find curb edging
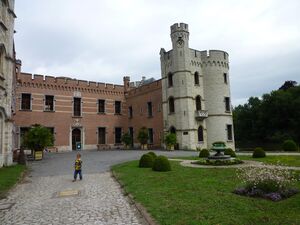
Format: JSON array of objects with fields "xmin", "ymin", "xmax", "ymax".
[{"xmin": 111, "ymin": 170, "xmax": 159, "ymax": 225}]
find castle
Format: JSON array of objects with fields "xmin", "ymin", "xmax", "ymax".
[{"xmin": 13, "ymin": 22, "xmax": 235, "ymax": 152}]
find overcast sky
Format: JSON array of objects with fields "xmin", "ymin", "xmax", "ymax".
[{"xmin": 15, "ymin": 0, "xmax": 300, "ymax": 106}]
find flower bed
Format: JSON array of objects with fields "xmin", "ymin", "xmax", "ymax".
[
  {"xmin": 234, "ymin": 166, "xmax": 299, "ymax": 201},
  {"xmin": 193, "ymin": 158, "xmax": 243, "ymax": 166}
]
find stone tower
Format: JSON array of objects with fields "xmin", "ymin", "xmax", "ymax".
[{"xmin": 160, "ymin": 23, "xmax": 235, "ymax": 150}]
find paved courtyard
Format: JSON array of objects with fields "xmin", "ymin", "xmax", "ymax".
[{"xmin": 0, "ymin": 150, "xmax": 197, "ymax": 225}]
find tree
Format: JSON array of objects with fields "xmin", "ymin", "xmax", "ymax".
[
  {"xmin": 233, "ymin": 83, "xmax": 300, "ymax": 149},
  {"xmin": 164, "ymin": 133, "xmax": 177, "ymax": 150},
  {"xmin": 137, "ymin": 127, "xmax": 149, "ymax": 149},
  {"xmin": 121, "ymin": 132, "xmax": 132, "ymax": 149},
  {"xmin": 279, "ymin": 80, "xmax": 297, "ymax": 91},
  {"xmin": 24, "ymin": 124, "xmax": 54, "ymax": 155}
]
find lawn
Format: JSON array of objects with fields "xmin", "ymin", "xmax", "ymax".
[
  {"xmin": 172, "ymin": 155, "xmax": 300, "ymax": 167},
  {"xmin": 112, "ymin": 161, "xmax": 300, "ymax": 225},
  {"xmin": 0, "ymin": 165, "xmax": 26, "ymax": 199}
]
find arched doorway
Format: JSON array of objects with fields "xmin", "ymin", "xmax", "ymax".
[
  {"xmin": 169, "ymin": 126, "xmax": 176, "ymax": 134},
  {"xmin": 72, "ymin": 128, "xmax": 81, "ymax": 150}
]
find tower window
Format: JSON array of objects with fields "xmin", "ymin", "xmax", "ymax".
[
  {"xmin": 98, "ymin": 99, "xmax": 105, "ymax": 113},
  {"xmin": 73, "ymin": 97, "xmax": 81, "ymax": 116},
  {"xmin": 196, "ymin": 96, "xmax": 202, "ymax": 111},
  {"xmin": 21, "ymin": 93, "xmax": 31, "ymax": 110},
  {"xmin": 44, "ymin": 95, "xmax": 54, "ymax": 111},
  {"xmin": 115, "ymin": 127, "xmax": 122, "ymax": 144},
  {"xmin": 225, "ymin": 97, "xmax": 230, "ymax": 112},
  {"xmin": 194, "ymin": 72, "xmax": 199, "ymax": 85},
  {"xmin": 198, "ymin": 126, "xmax": 204, "ymax": 142},
  {"xmin": 147, "ymin": 102, "xmax": 153, "ymax": 117},
  {"xmin": 115, "ymin": 101, "xmax": 121, "ymax": 114},
  {"xmin": 227, "ymin": 124, "xmax": 233, "ymax": 141},
  {"xmin": 169, "ymin": 97, "xmax": 175, "ymax": 114},
  {"xmin": 168, "ymin": 73, "xmax": 173, "ymax": 87},
  {"xmin": 223, "ymin": 73, "xmax": 228, "ymax": 84}
]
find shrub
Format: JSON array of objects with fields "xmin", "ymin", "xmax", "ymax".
[
  {"xmin": 147, "ymin": 151, "xmax": 157, "ymax": 159},
  {"xmin": 199, "ymin": 149, "xmax": 210, "ymax": 158},
  {"xmin": 139, "ymin": 153, "xmax": 154, "ymax": 168},
  {"xmin": 224, "ymin": 148, "xmax": 236, "ymax": 157},
  {"xmin": 137, "ymin": 127, "xmax": 149, "ymax": 146},
  {"xmin": 252, "ymin": 147, "xmax": 266, "ymax": 158},
  {"xmin": 121, "ymin": 132, "xmax": 132, "ymax": 148},
  {"xmin": 282, "ymin": 140, "xmax": 298, "ymax": 151},
  {"xmin": 164, "ymin": 133, "xmax": 177, "ymax": 149},
  {"xmin": 152, "ymin": 156, "xmax": 171, "ymax": 172}
]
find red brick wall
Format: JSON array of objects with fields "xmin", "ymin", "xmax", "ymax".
[
  {"xmin": 14, "ymin": 72, "xmax": 163, "ymax": 151},
  {"xmin": 126, "ymin": 80, "xmax": 163, "ymax": 148}
]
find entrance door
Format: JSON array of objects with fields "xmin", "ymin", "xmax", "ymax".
[{"xmin": 72, "ymin": 128, "xmax": 81, "ymax": 150}]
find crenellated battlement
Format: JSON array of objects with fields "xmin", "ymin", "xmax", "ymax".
[
  {"xmin": 170, "ymin": 23, "xmax": 189, "ymax": 34},
  {"xmin": 127, "ymin": 79, "xmax": 162, "ymax": 98},
  {"xmin": 17, "ymin": 72, "xmax": 125, "ymax": 93},
  {"xmin": 199, "ymin": 50, "xmax": 229, "ymax": 62}
]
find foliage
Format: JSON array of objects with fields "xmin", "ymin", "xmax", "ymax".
[
  {"xmin": 194, "ymin": 158, "xmax": 243, "ymax": 166},
  {"xmin": 233, "ymin": 82, "xmax": 300, "ymax": 148},
  {"xmin": 235, "ymin": 166, "xmax": 298, "ymax": 201},
  {"xmin": 224, "ymin": 148, "xmax": 236, "ymax": 157},
  {"xmin": 112, "ymin": 161, "xmax": 300, "ymax": 225},
  {"xmin": 24, "ymin": 124, "xmax": 54, "ymax": 151},
  {"xmin": 121, "ymin": 132, "xmax": 132, "ymax": 147},
  {"xmin": 164, "ymin": 133, "xmax": 177, "ymax": 147},
  {"xmin": 137, "ymin": 127, "xmax": 149, "ymax": 145},
  {"xmin": 199, "ymin": 149, "xmax": 210, "ymax": 158},
  {"xmin": 147, "ymin": 151, "xmax": 157, "ymax": 159},
  {"xmin": 139, "ymin": 154, "xmax": 154, "ymax": 168},
  {"xmin": 252, "ymin": 147, "xmax": 266, "ymax": 158},
  {"xmin": 279, "ymin": 80, "xmax": 297, "ymax": 91},
  {"xmin": 152, "ymin": 156, "xmax": 171, "ymax": 172},
  {"xmin": 282, "ymin": 139, "xmax": 298, "ymax": 151}
]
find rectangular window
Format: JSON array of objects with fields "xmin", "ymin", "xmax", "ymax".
[
  {"xmin": 227, "ymin": 124, "xmax": 233, "ymax": 141},
  {"xmin": 46, "ymin": 127, "xmax": 55, "ymax": 145},
  {"xmin": 98, "ymin": 127, "xmax": 106, "ymax": 144},
  {"xmin": 128, "ymin": 106, "xmax": 133, "ymax": 118},
  {"xmin": 225, "ymin": 97, "xmax": 230, "ymax": 112},
  {"xmin": 115, "ymin": 127, "xmax": 122, "ymax": 144},
  {"xmin": 147, "ymin": 102, "xmax": 153, "ymax": 117},
  {"xmin": 21, "ymin": 93, "xmax": 31, "ymax": 110},
  {"xmin": 223, "ymin": 73, "xmax": 228, "ymax": 84},
  {"xmin": 73, "ymin": 97, "xmax": 81, "ymax": 116},
  {"xmin": 148, "ymin": 128, "xmax": 153, "ymax": 144},
  {"xmin": 20, "ymin": 127, "xmax": 30, "ymax": 148},
  {"xmin": 115, "ymin": 101, "xmax": 121, "ymax": 114},
  {"xmin": 98, "ymin": 99, "xmax": 105, "ymax": 113},
  {"xmin": 45, "ymin": 95, "xmax": 54, "ymax": 111}
]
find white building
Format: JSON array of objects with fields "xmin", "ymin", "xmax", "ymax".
[
  {"xmin": 160, "ymin": 23, "xmax": 235, "ymax": 150},
  {"xmin": 0, "ymin": 0, "xmax": 16, "ymax": 167}
]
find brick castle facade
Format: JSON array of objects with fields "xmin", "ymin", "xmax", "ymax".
[{"xmin": 13, "ymin": 23, "xmax": 235, "ymax": 152}]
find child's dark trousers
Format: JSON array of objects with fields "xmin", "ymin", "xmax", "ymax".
[{"xmin": 74, "ymin": 170, "xmax": 82, "ymax": 180}]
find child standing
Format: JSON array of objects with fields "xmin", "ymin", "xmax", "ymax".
[{"xmin": 73, "ymin": 153, "xmax": 82, "ymax": 182}]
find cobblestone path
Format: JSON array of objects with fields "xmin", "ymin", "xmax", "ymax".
[{"xmin": 0, "ymin": 172, "xmax": 145, "ymax": 225}]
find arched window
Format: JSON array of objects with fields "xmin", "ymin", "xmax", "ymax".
[
  {"xmin": 198, "ymin": 126, "xmax": 203, "ymax": 142},
  {"xmin": 168, "ymin": 73, "xmax": 173, "ymax": 87},
  {"xmin": 169, "ymin": 126, "xmax": 176, "ymax": 134},
  {"xmin": 169, "ymin": 97, "xmax": 175, "ymax": 113},
  {"xmin": 194, "ymin": 72, "xmax": 199, "ymax": 85},
  {"xmin": 196, "ymin": 95, "xmax": 201, "ymax": 111}
]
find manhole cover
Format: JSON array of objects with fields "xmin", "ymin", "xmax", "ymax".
[
  {"xmin": 0, "ymin": 203, "xmax": 15, "ymax": 210},
  {"xmin": 54, "ymin": 189, "xmax": 81, "ymax": 198}
]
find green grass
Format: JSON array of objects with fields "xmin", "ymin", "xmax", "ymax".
[
  {"xmin": 112, "ymin": 161, "xmax": 300, "ymax": 225},
  {"xmin": 0, "ymin": 165, "xmax": 26, "ymax": 199},
  {"xmin": 172, "ymin": 155, "xmax": 300, "ymax": 167}
]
